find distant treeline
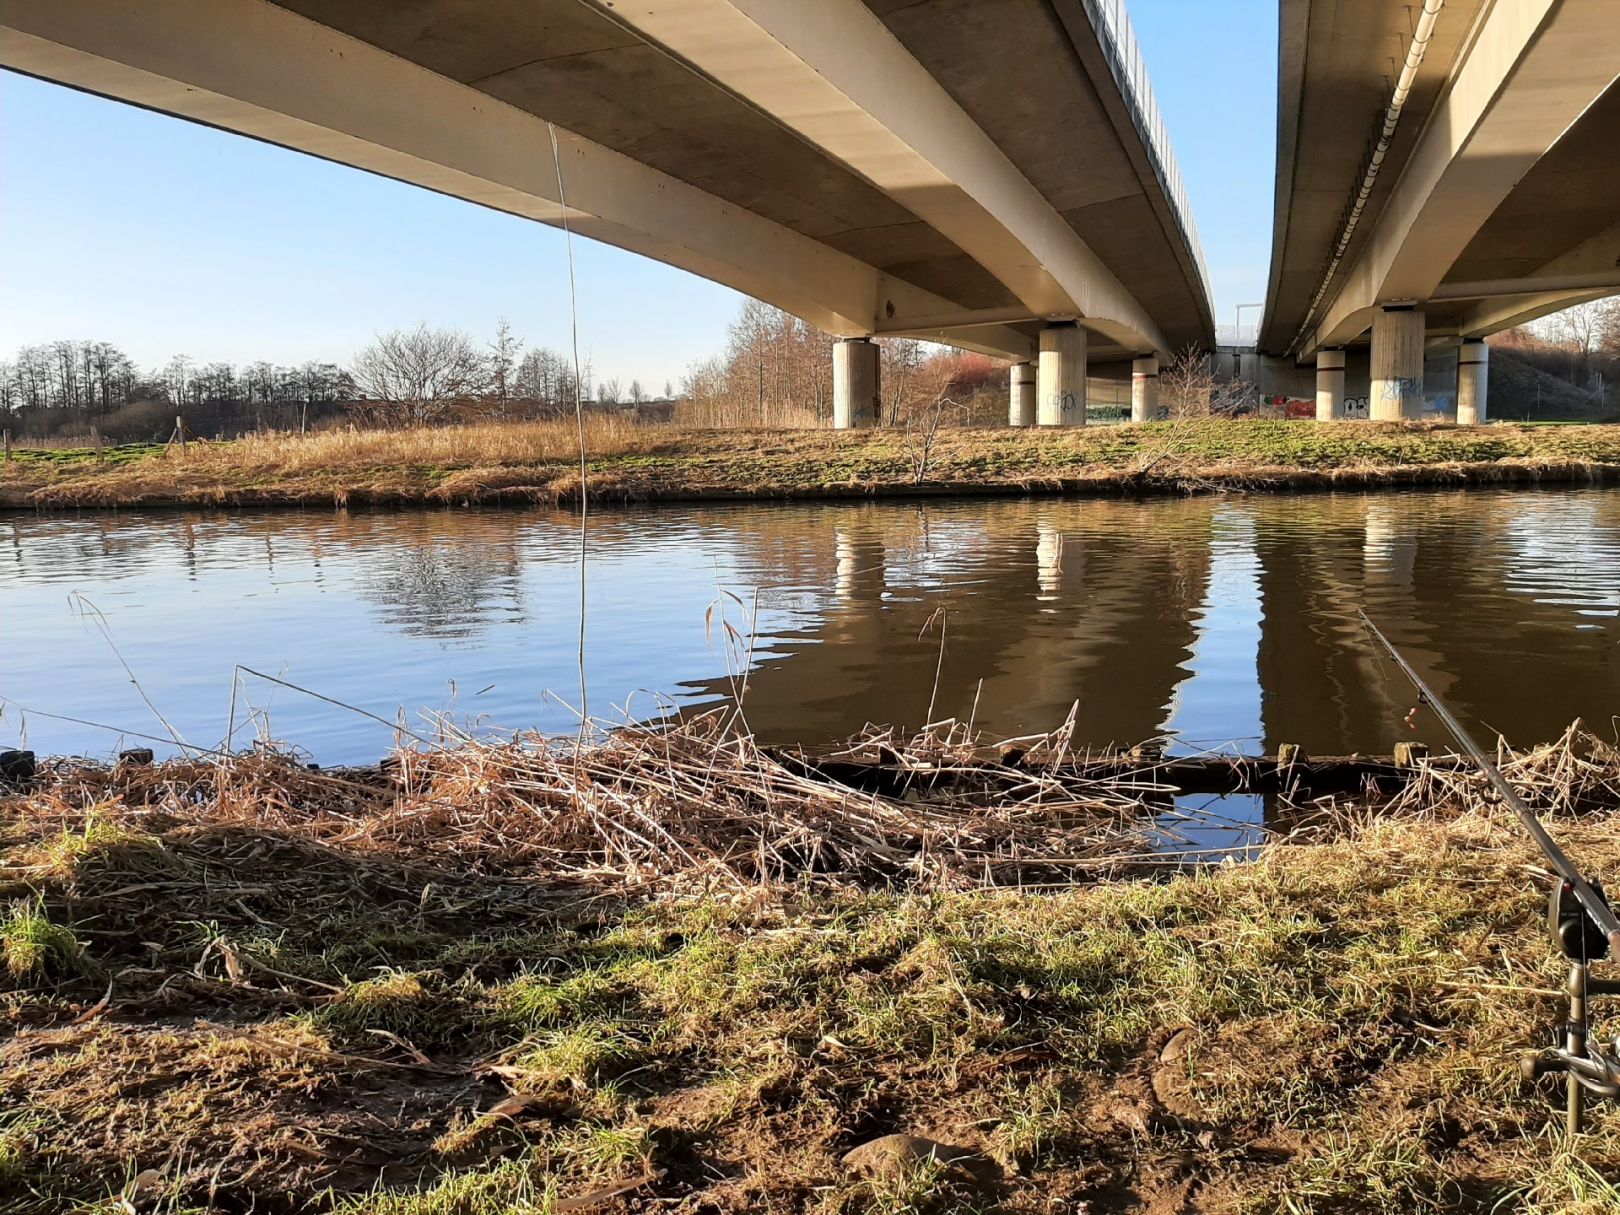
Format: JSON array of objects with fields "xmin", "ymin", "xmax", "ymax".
[
  {"xmin": 0, "ymin": 322, "xmax": 639, "ymax": 442},
  {"xmin": 0, "ymin": 339, "xmax": 355, "ymax": 441},
  {"xmin": 1491, "ymin": 304, "xmax": 1620, "ymax": 421},
  {"xmin": 8, "ymin": 299, "xmax": 1614, "ymax": 442}
]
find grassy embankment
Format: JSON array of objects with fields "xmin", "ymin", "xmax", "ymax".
[
  {"xmin": 5, "ymin": 418, "xmax": 1620, "ymax": 509},
  {"xmin": 3, "ymin": 722, "xmax": 1619, "ymax": 1213}
]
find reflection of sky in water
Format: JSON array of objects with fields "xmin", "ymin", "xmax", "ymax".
[
  {"xmin": 4, "ymin": 488, "xmax": 1619, "ymax": 768},
  {"xmin": 1161, "ymin": 506, "xmax": 1263, "ymax": 756},
  {"xmin": 1154, "ymin": 792, "xmax": 1268, "ymax": 859},
  {"xmin": 1153, "ymin": 507, "xmax": 1266, "ymax": 852}
]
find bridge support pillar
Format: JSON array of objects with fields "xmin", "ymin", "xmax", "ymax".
[
  {"xmin": 1008, "ymin": 362, "xmax": 1035, "ymax": 427},
  {"xmin": 1131, "ymin": 355, "xmax": 1159, "ymax": 422},
  {"xmin": 832, "ymin": 337, "xmax": 880, "ymax": 429},
  {"xmin": 1037, "ymin": 322, "xmax": 1086, "ymax": 426},
  {"xmin": 1456, "ymin": 339, "xmax": 1488, "ymax": 425},
  {"xmin": 1370, "ymin": 307, "xmax": 1425, "ymax": 421},
  {"xmin": 1315, "ymin": 349, "xmax": 1345, "ymax": 421}
]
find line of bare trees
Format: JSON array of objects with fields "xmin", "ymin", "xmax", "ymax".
[
  {"xmin": 677, "ymin": 299, "xmax": 1005, "ymax": 428},
  {"xmin": 0, "ymin": 339, "xmax": 353, "ymax": 442},
  {"xmin": 0, "ymin": 320, "xmax": 639, "ymax": 441}
]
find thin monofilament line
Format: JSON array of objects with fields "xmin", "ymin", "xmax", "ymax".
[{"xmin": 548, "ymin": 122, "xmax": 590, "ymax": 737}]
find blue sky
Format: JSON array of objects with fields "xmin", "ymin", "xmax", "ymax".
[{"xmin": 0, "ymin": 1, "xmax": 1276, "ymax": 387}]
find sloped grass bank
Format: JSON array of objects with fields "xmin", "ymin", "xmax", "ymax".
[
  {"xmin": 3, "ymin": 744, "xmax": 1617, "ymax": 1213},
  {"xmin": 6, "ymin": 419, "xmax": 1620, "ymax": 510}
]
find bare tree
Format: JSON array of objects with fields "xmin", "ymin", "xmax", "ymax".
[
  {"xmin": 1157, "ymin": 345, "xmax": 1256, "ymax": 418},
  {"xmin": 350, "ymin": 324, "xmax": 485, "ymax": 427},
  {"xmin": 487, "ymin": 318, "xmax": 523, "ymax": 418},
  {"xmin": 1132, "ymin": 346, "xmax": 1254, "ymax": 482},
  {"xmin": 677, "ymin": 300, "xmax": 835, "ymax": 426},
  {"xmin": 895, "ymin": 357, "xmax": 959, "ymax": 482},
  {"xmin": 628, "ymin": 379, "xmax": 645, "ymax": 404},
  {"xmin": 1535, "ymin": 299, "xmax": 1620, "ymax": 382},
  {"xmin": 881, "ymin": 338, "xmax": 927, "ymax": 426}
]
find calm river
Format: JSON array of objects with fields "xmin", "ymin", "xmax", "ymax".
[{"xmin": 3, "ymin": 488, "xmax": 1618, "ymax": 766}]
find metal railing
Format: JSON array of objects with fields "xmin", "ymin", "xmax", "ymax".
[
  {"xmin": 1214, "ymin": 323, "xmax": 1259, "ymax": 349},
  {"xmin": 1079, "ymin": 0, "xmax": 1214, "ymax": 318}
]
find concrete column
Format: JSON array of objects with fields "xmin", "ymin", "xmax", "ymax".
[
  {"xmin": 1315, "ymin": 349, "xmax": 1346, "ymax": 421},
  {"xmin": 1036, "ymin": 322, "xmax": 1086, "ymax": 426},
  {"xmin": 1130, "ymin": 355, "xmax": 1159, "ymax": 423},
  {"xmin": 1008, "ymin": 361, "xmax": 1035, "ymax": 427},
  {"xmin": 832, "ymin": 337, "xmax": 880, "ymax": 429},
  {"xmin": 1370, "ymin": 306, "xmax": 1426, "ymax": 421},
  {"xmin": 1456, "ymin": 339, "xmax": 1488, "ymax": 425}
]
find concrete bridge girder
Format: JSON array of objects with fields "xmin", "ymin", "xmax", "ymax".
[
  {"xmin": 583, "ymin": 0, "xmax": 1173, "ymax": 358},
  {"xmin": 0, "ymin": 0, "xmax": 1042, "ymax": 362}
]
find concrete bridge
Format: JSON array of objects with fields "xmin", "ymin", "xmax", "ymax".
[
  {"xmin": 7, "ymin": 1, "xmax": 1617, "ymax": 429},
  {"xmin": 1258, "ymin": 0, "xmax": 1620, "ymax": 423},
  {"xmin": 1, "ymin": 0, "xmax": 1213, "ymax": 427}
]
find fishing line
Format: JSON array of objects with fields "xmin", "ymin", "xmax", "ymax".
[{"xmin": 548, "ymin": 121, "xmax": 591, "ymax": 741}]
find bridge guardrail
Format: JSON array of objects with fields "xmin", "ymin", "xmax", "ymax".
[{"xmin": 1080, "ymin": 0, "xmax": 1214, "ymax": 321}]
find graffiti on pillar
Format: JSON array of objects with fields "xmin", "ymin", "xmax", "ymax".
[
  {"xmin": 1379, "ymin": 378, "xmax": 1422, "ymax": 407},
  {"xmin": 1343, "ymin": 397, "xmax": 1370, "ymax": 420},
  {"xmin": 1043, "ymin": 391, "xmax": 1079, "ymax": 423}
]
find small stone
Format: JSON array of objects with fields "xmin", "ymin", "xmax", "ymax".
[
  {"xmin": 0, "ymin": 749, "xmax": 36, "ymax": 784},
  {"xmin": 1159, "ymin": 1027, "xmax": 1196, "ymax": 1063},
  {"xmin": 841, "ymin": 1133, "xmax": 977, "ymax": 1181},
  {"xmin": 119, "ymin": 1168, "xmax": 168, "ymax": 1213},
  {"xmin": 1107, "ymin": 1102, "xmax": 1149, "ymax": 1134}
]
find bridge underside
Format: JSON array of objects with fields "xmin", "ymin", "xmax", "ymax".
[
  {"xmin": 2, "ymin": 0, "xmax": 1213, "ymax": 368},
  {"xmin": 1262, "ymin": 0, "xmax": 1620, "ymax": 361}
]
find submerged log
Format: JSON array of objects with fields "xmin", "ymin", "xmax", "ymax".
[{"xmin": 773, "ymin": 747, "xmax": 1471, "ymax": 799}]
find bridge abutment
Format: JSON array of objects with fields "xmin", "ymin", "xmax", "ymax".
[
  {"xmin": 1131, "ymin": 356, "xmax": 1158, "ymax": 422},
  {"xmin": 1008, "ymin": 362, "xmax": 1035, "ymax": 427},
  {"xmin": 832, "ymin": 338, "xmax": 880, "ymax": 429},
  {"xmin": 1456, "ymin": 339, "xmax": 1488, "ymax": 425},
  {"xmin": 1037, "ymin": 323, "xmax": 1086, "ymax": 426},
  {"xmin": 1315, "ymin": 349, "xmax": 1346, "ymax": 421},
  {"xmin": 1370, "ymin": 306, "xmax": 1426, "ymax": 421}
]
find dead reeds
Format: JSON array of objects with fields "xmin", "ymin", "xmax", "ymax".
[
  {"xmin": 12, "ymin": 713, "xmax": 1179, "ymax": 895},
  {"xmin": 11, "ymin": 713, "xmax": 1620, "ymax": 901}
]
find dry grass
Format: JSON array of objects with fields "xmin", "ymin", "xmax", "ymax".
[
  {"xmin": 3, "ymin": 720, "xmax": 1620, "ymax": 1212},
  {"xmin": 5, "ymin": 419, "xmax": 1620, "ymax": 509},
  {"xmin": 225, "ymin": 415, "xmax": 652, "ymax": 470}
]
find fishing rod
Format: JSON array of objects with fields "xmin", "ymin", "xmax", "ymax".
[{"xmin": 1360, "ymin": 611, "xmax": 1620, "ymax": 1134}]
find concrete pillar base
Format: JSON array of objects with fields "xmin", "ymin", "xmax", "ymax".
[
  {"xmin": 1315, "ymin": 349, "xmax": 1346, "ymax": 421},
  {"xmin": 1457, "ymin": 339, "xmax": 1488, "ymax": 425},
  {"xmin": 1037, "ymin": 322, "xmax": 1086, "ymax": 426},
  {"xmin": 1008, "ymin": 361, "xmax": 1035, "ymax": 427},
  {"xmin": 1370, "ymin": 307, "xmax": 1426, "ymax": 421},
  {"xmin": 833, "ymin": 337, "xmax": 880, "ymax": 429},
  {"xmin": 1131, "ymin": 355, "xmax": 1159, "ymax": 423}
]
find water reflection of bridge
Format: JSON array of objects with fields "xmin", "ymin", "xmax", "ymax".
[
  {"xmin": 704, "ymin": 499, "xmax": 1214, "ymax": 748},
  {"xmin": 678, "ymin": 491, "xmax": 1620, "ymax": 754}
]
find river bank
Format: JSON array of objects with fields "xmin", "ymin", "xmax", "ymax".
[
  {"xmin": 5, "ymin": 419, "xmax": 1620, "ymax": 510},
  {"xmin": 4, "ymin": 721, "xmax": 1617, "ymax": 1212}
]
